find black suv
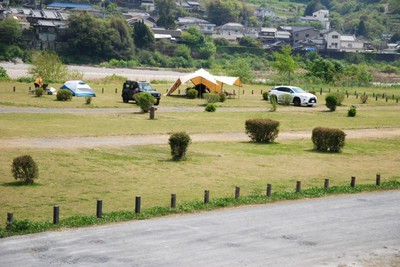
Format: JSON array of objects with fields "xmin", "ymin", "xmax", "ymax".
[{"xmin": 121, "ymin": 81, "xmax": 161, "ymax": 105}]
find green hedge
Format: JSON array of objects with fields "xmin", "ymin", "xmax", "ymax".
[
  {"xmin": 245, "ymin": 118, "xmax": 280, "ymax": 143},
  {"xmin": 312, "ymin": 127, "xmax": 346, "ymax": 152}
]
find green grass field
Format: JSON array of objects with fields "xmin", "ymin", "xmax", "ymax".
[{"xmin": 1, "ymin": 81, "xmax": 399, "ymax": 228}]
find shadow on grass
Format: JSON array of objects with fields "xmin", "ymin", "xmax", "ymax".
[{"xmin": 1, "ymin": 181, "xmax": 42, "ymax": 187}]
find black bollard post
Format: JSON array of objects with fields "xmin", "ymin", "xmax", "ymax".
[
  {"xmin": 204, "ymin": 190, "xmax": 210, "ymax": 204},
  {"xmin": 235, "ymin": 186, "xmax": 240, "ymax": 199},
  {"xmin": 115, "ymin": 88, "xmax": 117, "ymax": 94},
  {"xmin": 266, "ymin": 184, "xmax": 272, "ymax": 197},
  {"xmin": 296, "ymin": 181, "xmax": 301, "ymax": 193},
  {"xmin": 13, "ymin": 86, "xmax": 16, "ymax": 92},
  {"xmin": 53, "ymin": 205, "xmax": 59, "ymax": 224},
  {"xmin": 7, "ymin": 213, "xmax": 13, "ymax": 224},
  {"xmin": 96, "ymin": 199, "xmax": 103, "ymax": 218},
  {"xmin": 351, "ymin": 176, "xmax": 356, "ymax": 187},
  {"xmin": 135, "ymin": 195, "xmax": 141, "ymax": 213},
  {"xmin": 171, "ymin": 194, "xmax": 176, "ymax": 209},
  {"xmin": 376, "ymin": 174, "xmax": 381, "ymax": 186},
  {"xmin": 324, "ymin": 179, "xmax": 330, "ymax": 189},
  {"xmin": 102, "ymin": 88, "xmax": 104, "ymax": 94},
  {"xmin": 149, "ymin": 106, "xmax": 156, "ymax": 120}
]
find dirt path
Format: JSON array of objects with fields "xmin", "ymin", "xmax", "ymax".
[{"xmin": 2, "ymin": 128, "xmax": 400, "ymax": 149}]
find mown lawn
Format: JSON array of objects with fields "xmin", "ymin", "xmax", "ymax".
[{"xmin": 0, "ymin": 80, "xmax": 400, "ymax": 227}]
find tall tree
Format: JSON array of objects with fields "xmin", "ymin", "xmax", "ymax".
[
  {"xmin": 356, "ymin": 20, "xmax": 367, "ymax": 37},
  {"xmin": 67, "ymin": 13, "xmax": 134, "ymax": 61},
  {"xmin": 206, "ymin": 0, "xmax": 242, "ymax": 26},
  {"xmin": 28, "ymin": 51, "xmax": 68, "ymax": 81},
  {"xmin": 0, "ymin": 18, "xmax": 22, "ymax": 45},
  {"xmin": 155, "ymin": 0, "xmax": 176, "ymax": 29},
  {"xmin": 181, "ymin": 27, "xmax": 215, "ymax": 60},
  {"xmin": 270, "ymin": 46, "xmax": 300, "ymax": 85},
  {"xmin": 133, "ymin": 20, "xmax": 155, "ymax": 51}
]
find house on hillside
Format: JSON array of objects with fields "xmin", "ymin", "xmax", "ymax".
[
  {"xmin": 217, "ymin": 22, "xmax": 244, "ymax": 35},
  {"xmin": 255, "ymin": 7, "xmax": 275, "ymax": 20},
  {"xmin": 300, "ymin": 10, "xmax": 330, "ymax": 30},
  {"xmin": 279, "ymin": 26, "xmax": 319, "ymax": 46},
  {"xmin": 176, "ymin": 17, "xmax": 215, "ymax": 35},
  {"xmin": 340, "ymin": 35, "xmax": 365, "ymax": 52}
]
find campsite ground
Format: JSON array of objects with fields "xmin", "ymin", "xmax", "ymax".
[{"xmin": 0, "ymin": 64, "xmax": 400, "ymax": 227}]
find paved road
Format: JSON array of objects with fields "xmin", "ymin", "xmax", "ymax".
[{"xmin": 0, "ymin": 191, "xmax": 399, "ymax": 267}]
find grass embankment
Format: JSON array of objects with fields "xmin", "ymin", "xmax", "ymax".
[{"xmin": 0, "ymin": 81, "xmax": 399, "ymax": 236}]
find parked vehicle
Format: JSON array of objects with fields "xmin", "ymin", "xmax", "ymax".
[
  {"xmin": 269, "ymin": 86, "xmax": 317, "ymax": 107},
  {"xmin": 122, "ymin": 81, "xmax": 161, "ymax": 105}
]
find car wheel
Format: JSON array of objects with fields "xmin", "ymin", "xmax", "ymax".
[
  {"xmin": 293, "ymin": 97, "xmax": 301, "ymax": 106},
  {"xmin": 122, "ymin": 96, "xmax": 129, "ymax": 103}
]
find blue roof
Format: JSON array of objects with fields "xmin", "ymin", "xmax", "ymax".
[{"xmin": 47, "ymin": 2, "xmax": 93, "ymax": 9}]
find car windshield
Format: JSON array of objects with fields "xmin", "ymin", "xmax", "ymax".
[
  {"xmin": 139, "ymin": 83, "xmax": 154, "ymax": 92},
  {"xmin": 291, "ymin": 87, "xmax": 306, "ymax": 93}
]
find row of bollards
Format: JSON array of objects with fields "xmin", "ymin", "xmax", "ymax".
[{"xmin": 4, "ymin": 174, "xmax": 383, "ymax": 226}]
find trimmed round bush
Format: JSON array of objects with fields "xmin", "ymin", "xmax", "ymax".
[
  {"xmin": 348, "ymin": 105, "xmax": 357, "ymax": 117},
  {"xmin": 186, "ymin": 88, "xmax": 197, "ymax": 99},
  {"xmin": 312, "ymin": 127, "xmax": 346, "ymax": 152},
  {"xmin": 331, "ymin": 92, "xmax": 345, "ymax": 105},
  {"xmin": 11, "ymin": 155, "xmax": 39, "ymax": 183},
  {"xmin": 219, "ymin": 93, "xmax": 226, "ymax": 102},
  {"xmin": 262, "ymin": 91, "xmax": 269, "ymax": 101},
  {"xmin": 134, "ymin": 92, "xmax": 156, "ymax": 112},
  {"xmin": 169, "ymin": 132, "xmax": 191, "ymax": 161},
  {"xmin": 205, "ymin": 103, "xmax": 216, "ymax": 112},
  {"xmin": 35, "ymin": 87, "xmax": 44, "ymax": 97},
  {"xmin": 281, "ymin": 94, "xmax": 292, "ymax": 106},
  {"xmin": 245, "ymin": 118, "xmax": 280, "ymax": 143},
  {"xmin": 203, "ymin": 93, "xmax": 220, "ymax": 103},
  {"xmin": 325, "ymin": 94, "xmax": 338, "ymax": 111},
  {"xmin": 56, "ymin": 89, "xmax": 72, "ymax": 101}
]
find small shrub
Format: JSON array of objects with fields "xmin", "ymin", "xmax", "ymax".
[
  {"xmin": 169, "ymin": 132, "xmax": 191, "ymax": 161},
  {"xmin": 6, "ymin": 219, "xmax": 31, "ymax": 231},
  {"xmin": 280, "ymin": 94, "xmax": 292, "ymax": 106},
  {"xmin": 219, "ymin": 93, "xmax": 226, "ymax": 102},
  {"xmin": 85, "ymin": 96, "xmax": 92, "ymax": 105},
  {"xmin": 203, "ymin": 93, "xmax": 220, "ymax": 103},
  {"xmin": 348, "ymin": 105, "xmax": 357, "ymax": 117},
  {"xmin": 0, "ymin": 66, "xmax": 10, "ymax": 80},
  {"xmin": 11, "ymin": 155, "xmax": 39, "ymax": 183},
  {"xmin": 308, "ymin": 89, "xmax": 316, "ymax": 95},
  {"xmin": 331, "ymin": 92, "xmax": 345, "ymax": 105},
  {"xmin": 56, "ymin": 89, "xmax": 72, "ymax": 101},
  {"xmin": 262, "ymin": 91, "xmax": 269, "ymax": 100},
  {"xmin": 312, "ymin": 127, "xmax": 346, "ymax": 152},
  {"xmin": 325, "ymin": 94, "xmax": 338, "ymax": 111},
  {"xmin": 269, "ymin": 95, "xmax": 277, "ymax": 112},
  {"xmin": 35, "ymin": 87, "xmax": 44, "ymax": 97},
  {"xmin": 205, "ymin": 103, "xmax": 216, "ymax": 112},
  {"xmin": 360, "ymin": 94, "xmax": 368, "ymax": 104},
  {"xmin": 134, "ymin": 92, "xmax": 156, "ymax": 112},
  {"xmin": 245, "ymin": 118, "xmax": 280, "ymax": 143},
  {"xmin": 186, "ymin": 88, "xmax": 197, "ymax": 99}
]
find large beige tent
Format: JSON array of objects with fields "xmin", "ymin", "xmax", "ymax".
[{"xmin": 165, "ymin": 68, "xmax": 242, "ymax": 96}]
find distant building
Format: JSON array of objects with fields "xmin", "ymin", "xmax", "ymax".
[
  {"xmin": 176, "ymin": 17, "xmax": 215, "ymax": 35},
  {"xmin": 255, "ymin": 7, "xmax": 275, "ymax": 20},
  {"xmin": 300, "ymin": 9, "xmax": 330, "ymax": 30}
]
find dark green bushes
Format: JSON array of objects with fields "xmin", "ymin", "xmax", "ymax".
[
  {"xmin": 205, "ymin": 103, "xmax": 216, "ymax": 112},
  {"xmin": 325, "ymin": 94, "xmax": 338, "ymax": 111},
  {"xmin": 169, "ymin": 132, "xmax": 191, "ymax": 161},
  {"xmin": 56, "ymin": 89, "xmax": 72, "ymax": 101},
  {"xmin": 11, "ymin": 155, "xmax": 39, "ymax": 183},
  {"xmin": 348, "ymin": 105, "xmax": 357, "ymax": 117},
  {"xmin": 204, "ymin": 93, "xmax": 220, "ymax": 103},
  {"xmin": 186, "ymin": 88, "xmax": 197, "ymax": 99},
  {"xmin": 245, "ymin": 119, "xmax": 280, "ymax": 143},
  {"xmin": 262, "ymin": 91, "xmax": 269, "ymax": 100},
  {"xmin": 312, "ymin": 127, "xmax": 346, "ymax": 152},
  {"xmin": 219, "ymin": 93, "xmax": 226, "ymax": 102},
  {"xmin": 134, "ymin": 92, "xmax": 156, "ymax": 112},
  {"xmin": 34, "ymin": 87, "xmax": 44, "ymax": 97}
]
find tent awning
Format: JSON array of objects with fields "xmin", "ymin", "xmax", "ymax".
[{"xmin": 165, "ymin": 69, "xmax": 242, "ymax": 96}]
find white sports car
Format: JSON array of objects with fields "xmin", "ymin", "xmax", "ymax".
[{"xmin": 269, "ymin": 86, "xmax": 318, "ymax": 107}]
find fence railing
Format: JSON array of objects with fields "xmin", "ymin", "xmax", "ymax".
[{"xmin": 5, "ymin": 174, "xmax": 384, "ymax": 226}]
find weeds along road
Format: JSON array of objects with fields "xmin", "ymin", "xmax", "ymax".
[{"xmin": 0, "ymin": 191, "xmax": 399, "ymax": 267}]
